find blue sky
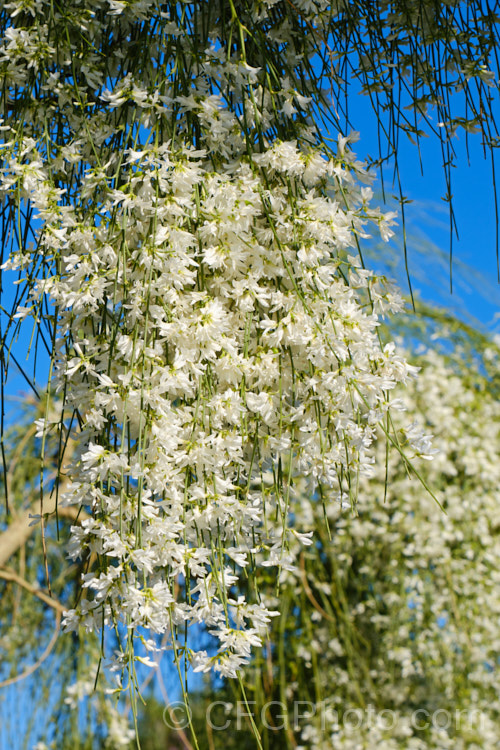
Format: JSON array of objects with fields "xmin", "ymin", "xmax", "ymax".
[{"xmin": 346, "ymin": 91, "xmax": 500, "ymax": 332}]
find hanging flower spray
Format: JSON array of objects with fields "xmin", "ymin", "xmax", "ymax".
[{"xmin": 0, "ymin": 0, "xmax": 440, "ymax": 716}]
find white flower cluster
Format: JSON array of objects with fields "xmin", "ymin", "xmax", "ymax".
[
  {"xmin": 0, "ymin": 0, "xmax": 425, "ymax": 681},
  {"xmin": 263, "ymin": 337, "xmax": 500, "ymax": 749},
  {"xmin": 65, "ymin": 664, "xmax": 135, "ymax": 748},
  {"xmin": 4, "ymin": 131, "xmax": 417, "ymax": 677}
]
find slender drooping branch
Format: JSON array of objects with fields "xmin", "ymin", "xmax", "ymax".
[
  {"xmin": 0, "ymin": 493, "xmax": 85, "ymax": 568},
  {"xmin": 0, "ymin": 567, "xmax": 66, "ymax": 614},
  {"xmin": 0, "ymin": 610, "xmax": 61, "ymax": 689}
]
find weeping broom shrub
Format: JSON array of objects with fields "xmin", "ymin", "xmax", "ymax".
[
  {"xmin": 1, "ymin": 2, "xmax": 500, "ymax": 747},
  {"xmin": 141, "ymin": 312, "xmax": 500, "ymax": 750},
  {"xmin": 267, "ymin": 331, "xmax": 500, "ymax": 749},
  {"xmin": 0, "ymin": 0, "xmax": 422, "ymax": 703},
  {"xmin": 3, "ymin": 309, "xmax": 499, "ymax": 749}
]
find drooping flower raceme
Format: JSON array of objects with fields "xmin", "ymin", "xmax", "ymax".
[
  {"xmin": 3, "ymin": 131, "xmax": 420, "ymax": 679},
  {"xmin": 0, "ymin": 1, "xmax": 429, "ymax": 684}
]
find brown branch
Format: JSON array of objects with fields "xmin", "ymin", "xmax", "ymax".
[
  {"xmin": 0, "ymin": 567, "xmax": 66, "ymax": 614},
  {"xmin": 0, "ymin": 492, "xmax": 58, "ymax": 568},
  {"xmin": 0, "ymin": 493, "xmax": 87, "ymax": 568},
  {"xmin": 4, "ymin": 424, "xmax": 37, "ymax": 519},
  {"xmin": 299, "ymin": 553, "xmax": 336, "ymax": 623}
]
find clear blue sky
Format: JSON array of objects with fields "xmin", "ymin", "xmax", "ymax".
[{"xmin": 346, "ymin": 91, "xmax": 500, "ymax": 332}]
